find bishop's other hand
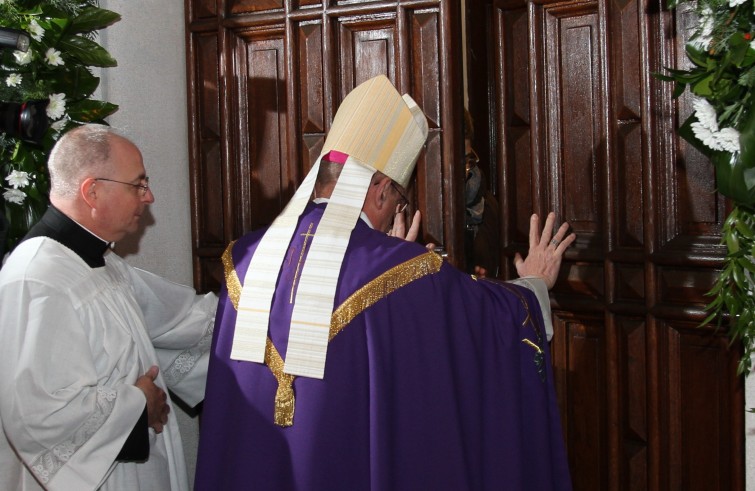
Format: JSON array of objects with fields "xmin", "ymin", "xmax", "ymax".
[{"xmin": 514, "ymin": 212, "xmax": 575, "ymax": 289}]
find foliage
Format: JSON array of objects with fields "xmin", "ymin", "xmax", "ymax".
[
  {"xmin": 659, "ymin": 0, "xmax": 755, "ymax": 374},
  {"xmin": 0, "ymin": 0, "xmax": 120, "ymax": 253},
  {"xmin": 701, "ymin": 207, "xmax": 755, "ymax": 373}
]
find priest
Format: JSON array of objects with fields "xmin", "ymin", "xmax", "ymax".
[
  {"xmin": 0, "ymin": 124, "xmax": 217, "ymax": 490},
  {"xmin": 195, "ymin": 75, "xmax": 574, "ymax": 490}
]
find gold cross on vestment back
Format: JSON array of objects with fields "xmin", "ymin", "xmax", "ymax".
[{"xmin": 290, "ymin": 221, "xmax": 316, "ymax": 303}]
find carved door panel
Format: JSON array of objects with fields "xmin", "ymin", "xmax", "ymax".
[
  {"xmin": 467, "ymin": 0, "xmax": 745, "ymax": 488},
  {"xmin": 185, "ymin": 0, "xmax": 465, "ymax": 294}
]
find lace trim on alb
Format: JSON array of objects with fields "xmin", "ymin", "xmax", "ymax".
[
  {"xmin": 163, "ymin": 320, "xmax": 214, "ymax": 387},
  {"xmin": 30, "ymin": 386, "xmax": 117, "ymax": 484}
]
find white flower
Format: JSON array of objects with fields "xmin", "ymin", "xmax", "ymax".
[
  {"xmin": 5, "ymin": 170, "xmax": 31, "ymax": 189},
  {"xmin": 13, "ymin": 49, "xmax": 32, "ymax": 66},
  {"xmin": 699, "ymin": 7, "xmax": 714, "ymax": 31},
  {"xmin": 730, "ymin": 0, "xmax": 747, "ymax": 6},
  {"xmin": 690, "ymin": 7, "xmax": 714, "ymax": 50},
  {"xmin": 693, "ymin": 97, "xmax": 719, "ymax": 131},
  {"xmin": 3, "ymin": 188, "xmax": 26, "ymax": 205},
  {"xmin": 46, "ymin": 93, "xmax": 67, "ymax": 120},
  {"xmin": 27, "ymin": 19, "xmax": 44, "ymax": 42},
  {"xmin": 691, "ymin": 121, "xmax": 723, "ymax": 151},
  {"xmin": 50, "ymin": 118, "xmax": 68, "ymax": 132},
  {"xmin": 5, "ymin": 73, "xmax": 21, "ymax": 87},
  {"xmin": 716, "ymin": 127, "xmax": 741, "ymax": 153},
  {"xmin": 45, "ymin": 48, "xmax": 64, "ymax": 66}
]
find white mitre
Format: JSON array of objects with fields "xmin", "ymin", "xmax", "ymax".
[{"xmin": 230, "ymin": 75, "xmax": 429, "ymax": 379}]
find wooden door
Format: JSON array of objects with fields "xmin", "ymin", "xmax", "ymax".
[
  {"xmin": 184, "ymin": 0, "xmax": 466, "ymax": 294},
  {"xmin": 465, "ymin": 0, "xmax": 745, "ymax": 488},
  {"xmin": 186, "ymin": 0, "xmax": 745, "ymax": 488}
]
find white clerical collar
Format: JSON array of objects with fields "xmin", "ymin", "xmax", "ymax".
[{"xmin": 313, "ymin": 197, "xmax": 374, "ymax": 229}]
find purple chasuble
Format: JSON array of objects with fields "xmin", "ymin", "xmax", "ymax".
[{"xmin": 195, "ymin": 203, "xmax": 572, "ymax": 490}]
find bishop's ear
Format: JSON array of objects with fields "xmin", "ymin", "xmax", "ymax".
[{"xmin": 373, "ymin": 175, "xmax": 394, "ymax": 209}]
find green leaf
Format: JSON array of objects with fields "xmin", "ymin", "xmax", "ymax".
[
  {"xmin": 673, "ymin": 82, "xmax": 687, "ymax": 98},
  {"xmin": 685, "ymin": 43, "xmax": 710, "ymax": 68},
  {"xmin": 14, "ymin": 5, "xmax": 44, "ymax": 16},
  {"xmin": 66, "ymin": 99, "xmax": 119, "ymax": 123},
  {"xmin": 48, "ymin": 17, "xmax": 71, "ymax": 34},
  {"xmin": 726, "ymin": 226, "xmax": 741, "ymax": 252},
  {"xmin": 669, "ymin": 70, "xmax": 712, "ymax": 85},
  {"xmin": 70, "ymin": 7, "xmax": 121, "ymax": 34},
  {"xmin": 58, "ymin": 35, "xmax": 117, "ymax": 67},
  {"xmin": 701, "ymin": 310, "xmax": 721, "ymax": 327},
  {"xmin": 730, "ymin": 32, "xmax": 748, "ymax": 49},
  {"xmin": 735, "ymin": 215, "xmax": 755, "ymax": 238},
  {"xmin": 740, "ymin": 67, "xmax": 755, "ymax": 87},
  {"xmin": 729, "ymin": 47, "xmax": 747, "ymax": 68},
  {"xmin": 708, "ymin": 279, "xmax": 725, "ymax": 295},
  {"xmin": 742, "ymin": 47, "xmax": 755, "ymax": 68},
  {"xmin": 732, "ymin": 264, "xmax": 746, "ymax": 289},
  {"xmin": 692, "ymin": 73, "xmax": 715, "ymax": 96},
  {"xmin": 50, "ymin": 67, "xmax": 100, "ymax": 99},
  {"xmin": 738, "ymin": 257, "xmax": 755, "ymax": 274}
]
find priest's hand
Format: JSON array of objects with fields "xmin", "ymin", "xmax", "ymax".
[
  {"xmin": 514, "ymin": 212, "xmax": 575, "ymax": 289},
  {"xmin": 135, "ymin": 365, "xmax": 170, "ymax": 434}
]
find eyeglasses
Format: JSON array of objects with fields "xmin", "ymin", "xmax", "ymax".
[
  {"xmin": 95, "ymin": 177, "xmax": 150, "ymax": 196},
  {"xmin": 390, "ymin": 181, "xmax": 409, "ymax": 213}
]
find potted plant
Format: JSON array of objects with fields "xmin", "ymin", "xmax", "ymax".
[
  {"xmin": 658, "ymin": 0, "xmax": 755, "ymax": 373},
  {"xmin": 0, "ymin": 0, "xmax": 120, "ymax": 256}
]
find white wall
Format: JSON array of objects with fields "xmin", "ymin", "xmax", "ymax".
[
  {"xmin": 97, "ymin": 0, "xmax": 192, "ymax": 285},
  {"xmin": 96, "ymin": 1, "xmax": 200, "ymax": 486}
]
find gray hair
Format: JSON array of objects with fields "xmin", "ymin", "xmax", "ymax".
[
  {"xmin": 316, "ymin": 159, "xmax": 343, "ymax": 187},
  {"xmin": 48, "ymin": 124, "xmax": 121, "ymax": 199}
]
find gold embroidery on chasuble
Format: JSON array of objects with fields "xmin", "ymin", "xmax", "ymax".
[
  {"xmin": 222, "ymin": 241, "xmax": 242, "ymax": 305},
  {"xmin": 223, "ymin": 243, "xmax": 443, "ymax": 426},
  {"xmin": 496, "ymin": 282, "xmax": 547, "ymax": 382}
]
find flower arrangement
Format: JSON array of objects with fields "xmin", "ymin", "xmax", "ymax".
[
  {"xmin": 0, "ymin": 0, "xmax": 120, "ymax": 253},
  {"xmin": 659, "ymin": 0, "xmax": 755, "ymax": 373}
]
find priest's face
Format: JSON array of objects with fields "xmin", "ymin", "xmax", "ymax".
[{"xmin": 92, "ymin": 136, "xmax": 155, "ymax": 242}]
